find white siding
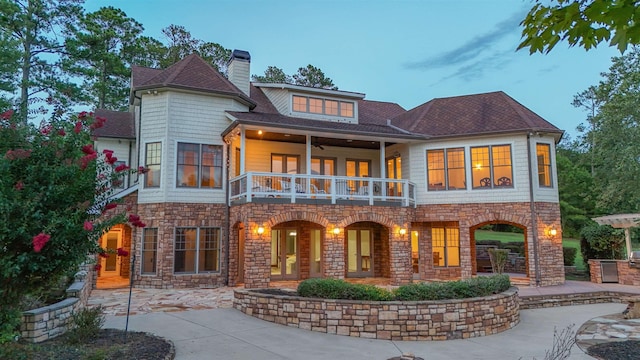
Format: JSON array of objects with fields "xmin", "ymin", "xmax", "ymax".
[
  {"xmin": 94, "ymin": 137, "xmax": 137, "ymax": 191},
  {"xmin": 409, "ymin": 134, "xmax": 551, "ymax": 205},
  {"xmin": 261, "ymin": 88, "xmax": 289, "ymax": 114},
  {"xmin": 138, "ymin": 93, "xmax": 169, "ymax": 204},
  {"xmin": 530, "ymin": 136, "xmax": 560, "ymax": 203}
]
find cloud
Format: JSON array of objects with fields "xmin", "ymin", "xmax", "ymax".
[
  {"xmin": 405, "ymin": 10, "xmax": 526, "ymax": 70},
  {"xmin": 430, "ymin": 49, "xmax": 514, "ymax": 85}
]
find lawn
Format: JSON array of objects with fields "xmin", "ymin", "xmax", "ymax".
[{"xmin": 474, "ymin": 230, "xmax": 585, "ymax": 271}]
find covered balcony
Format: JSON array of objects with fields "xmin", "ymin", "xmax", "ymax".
[{"xmin": 230, "ymin": 172, "xmax": 416, "ymax": 206}]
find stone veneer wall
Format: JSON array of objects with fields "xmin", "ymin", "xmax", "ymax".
[
  {"xmin": 589, "ymin": 260, "xmax": 640, "ymax": 286},
  {"xmin": 133, "ymin": 202, "xmax": 228, "ymax": 288},
  {"xmin": 229, "ymin": 201, "xmax": 562, "ymax": 288},
  {"xmin": 234, "ymin": 287, "xmax": 519, "ymax": 340},
  {"xmin": 21, "ymin": 269, "xmax": 93, "ymax": 343}
]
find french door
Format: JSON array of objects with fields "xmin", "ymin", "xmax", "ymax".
[
  {"xmin": 270, "ymin": 228, "xmax": 298, "ymax": 279},
  {"xmin": 101, "ymin": 229, "xmax": 122, "ymax": 277},
  {"xmin": 347, "ymin": 229, "xmax": 373, "ymax": 277}
]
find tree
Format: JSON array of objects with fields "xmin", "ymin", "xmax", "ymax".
[
  {"xmin": 519, "ymin": 0, "xmax": 640, "ymax": 54},
  {"xmin": 0, "ymin": 0, "xmax": 85, "ymax": 123},
  {"xmin": 252, "ymin": 64, "xmax": 339, "ymax": 89},
  {"xmin": 252, "ymin": 66, "xmax": 292, "ymax": 83},
  {"xmin": 159, "ymin": 24, "xmax": 231, "ymax": 74},
  {"xmin": 0, "ymin": 108, "xmax": 144, "ymax": 341},
  {"xmin": 63, "ymin": 6, "xmax": 146, "ymax": 110},
  {"xmin": 293, "ymin": 64, "xmax": 338, "ymax": 89}
]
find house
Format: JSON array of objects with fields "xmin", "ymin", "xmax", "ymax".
[{"xmin": 93, "ymin": 50, "xmax": 565, "ymax": 289}]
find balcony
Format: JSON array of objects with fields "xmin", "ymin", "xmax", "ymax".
[{"xmin": 230, "ymin": 172, "xmax": 416, "ymax": 207}]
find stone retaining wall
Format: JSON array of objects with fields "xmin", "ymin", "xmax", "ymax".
[
  {"xmin": 233, "ymin": 287, "xmax": 519, "ymax": 340},
  {"xmin": 519, "ymin": 291, "xmax": 636, "ymax": 309},
  {"xmin": 20, "ymin": 269, "xmax": 93, "ymax": 343}
]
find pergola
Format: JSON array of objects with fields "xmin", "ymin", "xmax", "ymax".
[{"xmin": 592, "ymin": 213, "xmax": 640, "ymax": 259}]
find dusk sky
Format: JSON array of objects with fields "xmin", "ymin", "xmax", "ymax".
[{"xmin": 86, "ymin": 0, "xmax": 620, "ymax": 139}]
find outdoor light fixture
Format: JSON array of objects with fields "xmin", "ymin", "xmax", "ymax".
[
  {"xmin": 258, "ymin": 130, "xmax": 263, "ymax": 135},
  {"xmin": 332, "ymin": 227, "xmax": 340, "ymax": 239},
  {"xmin": 546, "ymin": 226, "xmax": 557, "ymax": 238},
  {"xmin": 257, "ymin": 226, "xmax": 265, "ymax": 238},
  {"xmin": 399, "ymin": 228, "xmax": 407, "ymax": 237}
]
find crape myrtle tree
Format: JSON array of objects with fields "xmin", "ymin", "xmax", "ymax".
[{"xmin": 0, "ymin": 108, "xmax": 146, "ymax": 342}]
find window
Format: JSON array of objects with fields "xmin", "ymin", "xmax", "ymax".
[
  {"xmin": 291, "ymin": 95, "xmax": 354, "ymax": 118},
  {"xmin": 432, "ymin": 224, "xmax": 459, "ymax": 267},
  {"xmin": 174, "ymin": 227, "xmax": 220, "ymax": 274},
  {"xmin": 271, "ymin": 154, "xmax": 299, "ymax": 174},
  {"xmin": 427, "ymin": 148, "xmax": 466, "ymax": 190},
  {"xmin": 142, "ymin": 228, "xmax": 158, "ymax": 275},
  {"xmin": 537, "ymin": 143, "xmax": 552, "ymax": 187},
  {"xmin": 177, "ymin": 143, "xmax": 223, "ymax": 188},
  {"xmin": 145, "ymin": 142, "xmax": 161, "ymax": 188},
  {"xmin": 471, "ymin": 145, "xmax": 513, "ymax": 189}
]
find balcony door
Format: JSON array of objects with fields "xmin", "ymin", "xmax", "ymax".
[
  {"xmin": 386, "ymin": 156, "xmax": 402, "ymax": 196},
  {"xmin": 347, "ymin": 229, "xmax": 373, "ymax": 277},
  {"xmin": 311, "ymin": 157, "xmax": 336, "ymax": 193},
  {"xmin": 270, "ymin": 228, "xmax": 298, "ymax": 280},
  {"xmin": 346, "ymin": 159, "xmax": 370, "ymax": 193}
]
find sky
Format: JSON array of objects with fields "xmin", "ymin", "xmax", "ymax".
[{"xmin": 85, "ymin": 0, "xmax": 620, "ymax": 139}]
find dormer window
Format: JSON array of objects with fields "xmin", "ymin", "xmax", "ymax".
[{"xmin": 292, "ymin": 95, "xmax": 354, "ymax": 118}]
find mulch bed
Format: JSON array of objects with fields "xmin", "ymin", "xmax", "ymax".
[
  {"xmin": 1, "ymin": 329, "xmax": 174, "ymax": 360},
  {"xmin": 587, "ymin": 340, "xmax": 640, "ymax": 360}
]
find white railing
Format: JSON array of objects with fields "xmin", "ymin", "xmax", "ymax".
[{"xmin": 230, "ymin": 172, "xmax": 416, "ymax": 207}]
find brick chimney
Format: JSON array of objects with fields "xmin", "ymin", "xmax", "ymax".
[{"xmin": 228, "ymin": 50, "xmax": 251, "ymax": 96}]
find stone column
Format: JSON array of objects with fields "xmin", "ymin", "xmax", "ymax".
[
  {"xmin": 389, "ymin": 233, "xmax": 412, "ymax": 285},
  {"xmin": 324, "ymin": 231, "xmax": 345, "ymax": 279},
  {"xmin": 243, "ymin": 230, "xmax": 271, "ymax": 288}
]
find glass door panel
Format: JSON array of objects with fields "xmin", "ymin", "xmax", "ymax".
[
  {"xmin": 347, "ymin": 229, "xmax": 373, "ymax": 277},
  {"xmin": 411, "ymin": 231, "xmax": 419, "ymax": 275},
  {"xmin": 285, "ymin": 230, "xmax": 297, "ymax": 275},
  {"xmin": 101, "ymin": 229, "xmax": 122, "ymax": 277},
  {"xmin": 271, "ymin": 228, "xmax": 298, "ymax": 279},
  {"xmin": 310, "ymin": 230, "xmax": 322, "ymax": 277},
  {"xmin": 348, "ymin": 230, "xmax": 358, "ymax": 272},
  {"xmin": 271, "ymin": 230, "xmax": 281, "ymax": 276},
  {"xmin": 361, "ymin": 230, "xmax": 371, "ymax": 272}
]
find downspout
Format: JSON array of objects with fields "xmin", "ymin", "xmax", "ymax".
[
  {"xmin": 134, "ymin": 94, "xmax": 142, "ymax": 185},
  {"xmin": 527, "ymin": 133, "xmax": 541, "ymax": 286},
  {"xmin": 224, "ymin": 140, "xmax": 231, "ymax": 285}
]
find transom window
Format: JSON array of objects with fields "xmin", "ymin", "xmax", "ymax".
[
  {"xmin": 174, "ymin": 227, "xmax": 221, "ymax": 274},
  {"xmin": 536, "ymin": 143, "xmax": 552, "ymax": 187},
  {"xmin": 432, "ymin": 224, "xmax": 460, "ymax": 267},
  {"xmin": 470, "ymin": 145, "xmax": 513, "ymax": 189},
  {"xmin": 145, "ymin": 142, "xmax": 161, "ymax": 188},
  {"xmin": 177, "ymin": 143, "xmax": 223, "ymax": 188},
  {"xmin": 427, "ymin": 148, "xmax": 466, "ymax": 191},
  {"xmin": 291, "ymin": 95, "xmax": 354, "ymax": 118}
]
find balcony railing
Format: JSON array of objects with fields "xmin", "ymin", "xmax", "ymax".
[{"xmin": 230, "ymin": 172, "xmax": 416, "ymax": 207}]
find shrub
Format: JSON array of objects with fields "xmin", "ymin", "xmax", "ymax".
[
  {"xmin": 297, "ymin": 278, "xmax": 394, "ymax": 301},
  {"xmin": 503, "ymin": 242, "xmax": 525, "ymax": 256},
  {"xmin": 488, "ymin": 248, "xmax": 510, "ymax": 274},
  {"xmin": 563, "ymin": 247, "xmax": 577, "ymax": 266},
  {"xmin": 580, "ymin": 224, "xmax": 624, "ymax": 266},
  {"xmin": 476, "ymin": 240, "xmax": 502, "ymax": 247},
  {"xmin": 395, "ymin": 275, "xmax": 511, "ymax": 301},
  {"xmin": 66, "ymin": 306, "xmax": 105, "ymax": 344}
]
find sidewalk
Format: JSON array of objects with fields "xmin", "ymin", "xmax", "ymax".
[{"xmin": 91, "ymin": 281, "xmax": 640, "ymax": 359}]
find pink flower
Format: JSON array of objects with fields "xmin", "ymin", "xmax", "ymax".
[
  {"xmin": 40, "ymin": 124, "xmax": 52, "ymax": 135},
  {"xmin": 78, "ymin": 111, "xmax": 88, "ymax": 120},
  {"xmin": 132, "ymin": 221, "xmax": 146, "ymax": 228},
  {"xmin": 98, "ymin": 251, "xmax": 109, "ymax": 259},
  {"xmin": 137, "ymin": 166, "xmax": 149, "ymax": 174},
  {"xmin": 1, "ymin": 109, "xmax": 14, "ymax": 120},
  {"xmin": 83, "ymin": 221, "xmax": 93, "ymax": 231},
  {"xmin": 117, "ymin": 247, "xmax": 129, "ymax": 257},
  {"xmin": 14, "ymin": 181, "xmax": 23, "ymax": 190},
  {"xmin": 94, "ymin": 264, "xmax": 102, "ymax": 271},
  {"xmin": 33, "ymin": 233, "xmax": 51, "ymax": 253},
  {"xmin": 90, "ymin": 116, "xmax": 106, "ymax": 130},
  {"xmin": 128, "ymin": 214, "xmax": 140, "ymax": 223},
  {"xmin": 57, "ymin": 128, "xmax": 66, "ymax": 136},
  {"xmin": 104, "ymin": 203, "xmax": 117, "ymax": 210},
  {"xmin": 115, "ymin": 163, "xmax": 129, "ymax": 172},
  {"xmin": 81, "ymin": 144, "xmax": 95, "ymax": 155},
  {"xmin": 102, "ymin": 149, "xmax": 113, "ymax": 156},
  {"xmin": 5, "ymin": 149, "xmax": 32, "ymax": 160},
  {"xmin": 74, "ymin": 121, "xmax": 82, "ymax": 134},
  {"xmin": 79, "ymin": 153, "xmax": 97, "ymax": 170},
  {"xmin": 106, "ymin": 155, "xmax": 118, "ymax": 165}
]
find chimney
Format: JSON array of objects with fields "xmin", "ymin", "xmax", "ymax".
[{"xmin": 228, "ymin": 49, "xmax": 251, "ymax": 96}]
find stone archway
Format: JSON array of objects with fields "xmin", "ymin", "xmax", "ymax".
[{"xmin": 469, "ymin": 220, "xmax": 529, "ymax": 279}]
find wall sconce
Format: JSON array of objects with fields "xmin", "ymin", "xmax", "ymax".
[
  {"xmin": 257, "ymin": 225, "xmax": 265, "ymax": 239},
  {"xmin": 399, "ymin": 228, "xmax": 407, "ymax": 238},
  {"xmin": 545, "ymin": 226, "xmax": 557, "ymax": 238},
  {"xmin": 332, "ymin": 227, "xmax": 340, "ymax": 239}
]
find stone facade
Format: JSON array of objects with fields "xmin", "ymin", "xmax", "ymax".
[
  {"xmin": 589, "ymin": 260, "xmax": 640, "ymax": 286},
  {"xmin": 233, "ymin": 287, "xmax": 520, "ymax": 340},
  {"xmin": 131, "ymin": 202, "xmax": 229, "ymax": 288},
  {"xmin": 227, "ymin": 201, "xmax": 563, "ymax": 289}
]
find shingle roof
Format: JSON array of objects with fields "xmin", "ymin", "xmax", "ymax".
[
  {"xmin": 225, "ymin": 111, "xmax": 422, "ymax": 139},
  {"xmin": 133, "ymin": 54, "xmax": 255, "ymax": 108},
  {"xmin": 92, "ymin": 109, "xmax": 135, "ymax": 139},
  {"xmin": 131, "ymin": 66, "xmax": 161, "ymax": 88},
  {"xmin": 249, "ymin": 84, "xmax": 279, "ymax": 114},
  {"xmin": 391, "ymin": 91, "xmax": 562, "ymax": 137},
  {"xmin": 358, "ymin": 100, "xmax": 406, "ymax": 125}
]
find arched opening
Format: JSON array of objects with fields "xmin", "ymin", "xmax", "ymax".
[
  {"xmin": 270, "ymin": 220, "xmax": 324, "ymax": 281},
  {"xmin": 344, "ymin": 221, "xmax": 389, "ymax": 279},
  {"xmin": 96, "ymin": 224, "xmax": 132, "ymax": 289},
  {"xmin": 470, "ymin": 221, "xmax": 528, "ymax": 281}
]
